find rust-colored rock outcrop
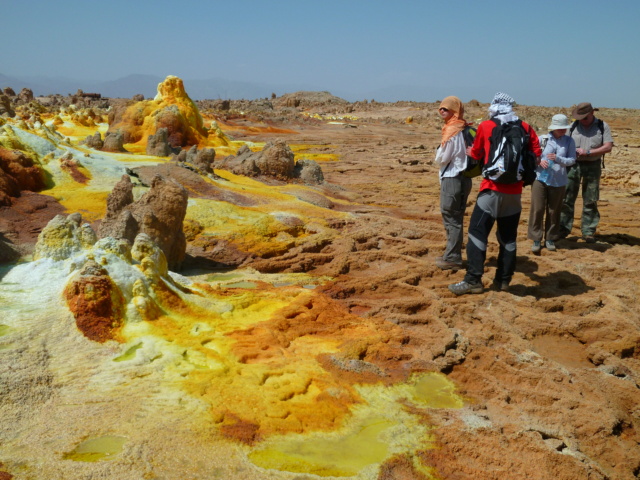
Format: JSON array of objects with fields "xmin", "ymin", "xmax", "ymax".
[
  {"xmin": 0, "ymin": 146, "xmax": 45, "ymax": 206},
  {"xmin": 0, "ymin": 94, "xmax": 14, "ymax": 117},
  {"xmin": 63, "ymin": 260, "xmax": 125, "ymax": 343},
  {"xmin": 217, "ymin": 139, "xmax": 323, "ymax": 184}
]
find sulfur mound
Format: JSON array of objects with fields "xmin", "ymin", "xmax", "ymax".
[
  {"xmin": 33, "ymin": 213, "xmax": 97, "ymax": 261},
  {"xmin": 106, "ymin": 75, "xmax": 229, "ymax": 150},
  {"xmin": 29, "ymin": 212, "xmax": 180, "ymax": 343}
]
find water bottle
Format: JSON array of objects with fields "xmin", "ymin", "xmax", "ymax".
[{"xmin": 538, "ymin": 141, "xmax": 555, "ymax": 184}]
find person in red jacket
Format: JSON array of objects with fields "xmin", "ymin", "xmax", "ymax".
[{"xmin": 448, "ymin": 92, "xmax": 542, "ymax": 295}]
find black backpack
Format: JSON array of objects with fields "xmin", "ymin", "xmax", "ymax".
[
  {"xmin": 439, "ymin": 125, "xmax": 479, "ymax": 179},
  {"xmin": 483, "ymin": 118, "xmax": 536, "ymax": 186},
  {"xmin": 461, "ymin": 125, "xmax": 481, "ymax": 178}
]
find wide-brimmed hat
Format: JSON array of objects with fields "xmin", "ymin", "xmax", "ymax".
[
  {"xmin": 572, "ymin": 102, "xmax": 599, "ymax": 120},
  {"xmin": 548, "ymin": 114, "xmax": 571, "ymax": 131}
]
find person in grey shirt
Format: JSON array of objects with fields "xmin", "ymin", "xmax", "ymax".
[
  {"xmin": 559, "ymin": 102, "xmax": 613, "ymax": 243},
  {"xmin": 528, "ymin": 114, "xmax": 576, "ymax": 253}
]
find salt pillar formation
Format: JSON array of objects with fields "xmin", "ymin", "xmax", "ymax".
[{"xmin": 99, "ymin": 174, "xmax": 188, "ymax": 271}]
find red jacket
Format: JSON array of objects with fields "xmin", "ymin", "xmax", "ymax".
[{"xmin": 469, "ymin": 118, "xmax": 542, "ymax": 195}]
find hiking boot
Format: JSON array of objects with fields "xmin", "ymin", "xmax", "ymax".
[
  {"xmin": 583, "ymin": 235, "xmax": 596, "ymax": 244},
  {"xmin": 448, "ymin": 280, "xmax": 483, "ymax": 295},
  {"xmin": 436, "ymin": 258, "xmax": 462, "ymax": 271},
  {"xmin": 492, "ymin": 280, "xmax": 510, "ymax": 292},
  {"xmin": 531, "ymin": 241, "xmax": 542, "ymax": 253},
  {"xmin": 545, "ymin": 240, "xmax": 556, "ymax": 251}
]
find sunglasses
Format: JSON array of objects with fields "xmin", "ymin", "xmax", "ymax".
[{"xmin": 439, "ymin": 107, "xmax": 449, "ymax": 112}]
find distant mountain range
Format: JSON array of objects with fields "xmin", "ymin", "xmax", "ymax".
[
  {"xmin": 0, "ymin": 72, "xmax": 448, "ymax": 103},
  {"xmin": 2, "ymin": 73, "xmax": 630, "ymax": 107},
  {"xmin": 0, "ymin": 73, "xmax": 286, "ymax": 101}
]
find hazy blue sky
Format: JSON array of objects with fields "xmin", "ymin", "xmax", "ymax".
[{"xmin": 2, "ymin": 0, "xmax": 639, "ymax": 107}]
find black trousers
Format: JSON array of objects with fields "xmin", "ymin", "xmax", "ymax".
[{"xmin": 464, "ymin": 190, "xmax": 521, "ymax": 284}]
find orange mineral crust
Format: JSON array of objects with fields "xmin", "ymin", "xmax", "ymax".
[
  {"xmin": 64, "ymin": 261, "xmax": 125, "ymax": 343},
  {"xmin": 59, "ymin": 156, "xmax": 91, "ymax": 184},
  {"xmin": 136, "ymin": 278, "xmax": 417, "ymax": 445}
]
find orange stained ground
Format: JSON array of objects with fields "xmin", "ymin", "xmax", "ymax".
[
  {"xmin": 135, "ymin": 277, "xmax": 412, "ymax": 444},
  {"xmin": 211, "ymin": 117, "xmax": 299, "ymax": 136}
]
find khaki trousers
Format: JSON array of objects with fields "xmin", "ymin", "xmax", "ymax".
[{"xmin": 527, "ymin": 179, "xmax": 566, "ymax": 242}]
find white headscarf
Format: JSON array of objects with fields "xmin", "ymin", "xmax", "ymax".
[{"xmin": 488, "ymin": 92, "xmax": 518, "ymax": 123}]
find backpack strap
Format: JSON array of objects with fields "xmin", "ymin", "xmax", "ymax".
[
  {"xmin": 487, "ymin": 118, "xmax": 504, "ymax": 161},
  {"xmin": 570, "ymin": 120, "xmax": 579, "ymax": 135},
  {"xmin": 438, "ymin": 131, "xmax": 459, "ymax": 179},
  {"xmin": 516, "ymin": 119, "xmax": 531, "ymax": 148},
  {"xmin": 597, "ymin": 119, "xmax": 606, "ymax": 168},
  {"xmin": 440, "ymin": 152, "xmax": 451, "ymax": 179}
]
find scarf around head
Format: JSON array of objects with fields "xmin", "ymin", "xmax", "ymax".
[
  {"xmin": 440, "ymin": 96, "xmax": 467, "ymax": 146},
  {"xmin": 488, "ymin": 92, "xmax": 519, "ymax": 123}
]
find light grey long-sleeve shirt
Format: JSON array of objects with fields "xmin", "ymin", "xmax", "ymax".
[
  {"xmin": 536, "ymin": 133, "xmax": 576, "ymax": 187},
  {"xmin": 434, "ymin": 131, "xmax": 467, "ymax": 183}
]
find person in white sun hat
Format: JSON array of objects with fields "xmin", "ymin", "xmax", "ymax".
[{"xmin": 527, "ymin": 114, "xmax": 576, "ymax": 253}]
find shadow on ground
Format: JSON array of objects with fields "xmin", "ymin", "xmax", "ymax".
[{"xmin": 487, "ymin": 255, "xmax": 594, "ymax": 299}]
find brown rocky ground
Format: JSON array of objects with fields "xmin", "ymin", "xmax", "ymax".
[
  {"xmin": 1, "ymin": 91, "xmax": 640, "ymax": 479},
  {"xmin": 200, "ymin": 100, "xmax": 640, "ymax": 479}
]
